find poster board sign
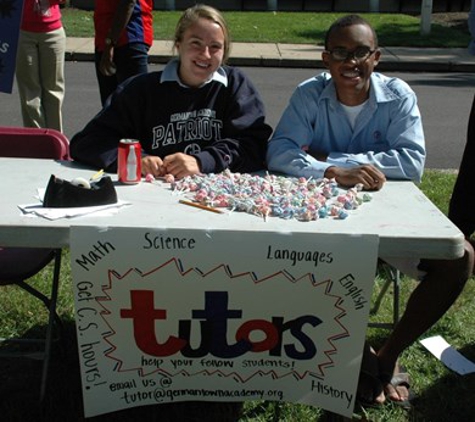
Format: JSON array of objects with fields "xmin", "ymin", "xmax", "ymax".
[
  {"xmin": 0, "ymin": 0, "xmax": 23, "ymax": 93},
  {"xmin": 71, "ymin": 227, "xmax": 379, "ymax": 418}
]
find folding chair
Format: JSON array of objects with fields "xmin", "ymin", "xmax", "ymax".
[
  {"xmin": 0, "ymin": 126, "xmax": 70, "ymax": 402},
  {"xmin": 368, "ymin": 261, "xmax": 401, "ymax": 329},
  {"xmin": 0, "ymin": 126, "xmax": 70, "ymax": 160}
]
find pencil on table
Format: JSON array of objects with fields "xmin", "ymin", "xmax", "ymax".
[
  {"xmin": 179, "ymin": 199, "xmax": 224, "ymax": 214},
  {"xmin": 90, "ymin": 169, "xmax": 104, "ymax": 181}
]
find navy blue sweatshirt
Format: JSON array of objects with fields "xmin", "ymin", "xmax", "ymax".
[{"xmin": 70, "ymin": 62, "xmax": 272, "ymax": 173}]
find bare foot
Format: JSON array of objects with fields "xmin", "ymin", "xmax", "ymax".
[{"xmin": 379, "ymin": 363, "xmax": 411, "ymax": 405}]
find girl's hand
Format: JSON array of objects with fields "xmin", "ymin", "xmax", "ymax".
[
  {"xmin": 141, "ymin": 156, "xmax": 165, "ymax": 177},
  {"xmin": 162, "ymin": 153, "xmax": 201, "ymax": 179}
]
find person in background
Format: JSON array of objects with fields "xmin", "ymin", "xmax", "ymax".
[
  {"xmin": 16, "ymin": 0, "xmax": 66, "ymax": 132},
  {"xmin": 449, "ymin": 94, "xmax": 475, "ymax": 269},
  {"xmin": 468, "ymin": 3, "xmax": 475, "ymax": 55},
  {"xmin": 454, "ymin": 2, "xmax": 475, "ymax": 264},
  {"xmin": 71, "ymin": 4, "xmax": 272, "ymax": 179},
  {"xmin": 266, "ymin": 14, "xmax": 474, "ymax": 407},
  {"xmin": 94, "ymin": 0, "xmax": 154, "ymax": 106}
]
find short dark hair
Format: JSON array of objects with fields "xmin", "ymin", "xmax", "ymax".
[{"xmin": 324, "ymin": 14, "xmax": 378, "ymax": 50}]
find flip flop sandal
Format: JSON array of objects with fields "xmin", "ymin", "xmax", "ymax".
[{"xmin": 380, "ymin": 367, "xmax": 414, "ymax": 410}]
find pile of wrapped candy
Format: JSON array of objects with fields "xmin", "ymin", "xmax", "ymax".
[{"xmin": 171, "ymin": 170, "xmax": 372, "ymax": 222}]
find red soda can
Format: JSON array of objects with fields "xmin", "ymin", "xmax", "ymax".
[{"xmin": 118, "ymin": 139, "xmax": 141, "ymax": 184}]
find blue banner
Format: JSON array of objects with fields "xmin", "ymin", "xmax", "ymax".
[{"xmin": 0, "ymin": 0, "xmax": 24, "ymax": 93}]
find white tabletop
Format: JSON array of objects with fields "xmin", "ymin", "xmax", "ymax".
[{"xmin": 0, "ymin": 158, "xmax": 464, "ymax": 259}]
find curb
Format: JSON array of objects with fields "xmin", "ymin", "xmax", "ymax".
[
  {"xmin": 64, "ymin": 38, "xmax": 475, "ymax": 72},
  {"xmin": 65, "ymin": 52, "xmax": 475, "ymax": 72}
]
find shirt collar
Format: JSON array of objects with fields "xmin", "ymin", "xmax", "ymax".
[
  {"xmin": 320, "ymin": 72, "xmax": 399, "ymax": 106},
  {"xmin": 160, "ymin": 58, "xmax": 228, "ymax": 88}
]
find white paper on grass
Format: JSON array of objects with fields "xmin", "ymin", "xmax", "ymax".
[{"xmin": 420, "ymin": 335, "xmax": 475, "ymax": 375}]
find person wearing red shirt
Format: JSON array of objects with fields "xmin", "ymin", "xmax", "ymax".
[
  {"xmin": 16, "ymin": 0, "xmax": 66, "ymax": 132},
  {"xmin": 94, "ymin": 0, "xmax": 154, "ymax": 106}
]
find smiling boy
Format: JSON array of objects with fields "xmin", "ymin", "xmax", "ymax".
[{"xmin": 267, "ymin": 14, "xmax": 425, "ymax": 191}]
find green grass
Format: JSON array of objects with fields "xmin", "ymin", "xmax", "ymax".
[
  {"xmin": 60, "ymin": 8, "xmax": 471, "ymax": 47},
  {"xmin": 1, "ymin": 170, "xmax": 474, "ymax": 421}
]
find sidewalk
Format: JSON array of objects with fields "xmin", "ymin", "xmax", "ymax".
[{"xmin": 66, "ymin": 37, "xmax": 475, "ymax": 72}]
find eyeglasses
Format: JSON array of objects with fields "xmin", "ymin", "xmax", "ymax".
[{"xmin": 325, "ymin": 47, "xmax": 376, "ymax": 63}]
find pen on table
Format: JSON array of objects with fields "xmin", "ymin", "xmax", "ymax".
[{"xmin": 179, "ymin": 199, "xmax": 224, "ymax": 214}]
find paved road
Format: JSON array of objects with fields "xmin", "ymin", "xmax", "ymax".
[{"xmin": 1, "ymin": 62, "xmax": 473, "ymax": 170}]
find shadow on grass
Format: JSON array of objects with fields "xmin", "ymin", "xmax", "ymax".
[
  {"xmin": 411, "ymin": 343, "xmax": 475, "ymax": 421},
  {"xmin": 296, "ymin": 22, "xmax": 469, "ymax": 48},
  {"xmin": 0, "ymin": 321, "xmax": 243, "ymax": 422},
  {"xmin": 353, "ymin": 336, "xmax": 475, "ymax": 422}
]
